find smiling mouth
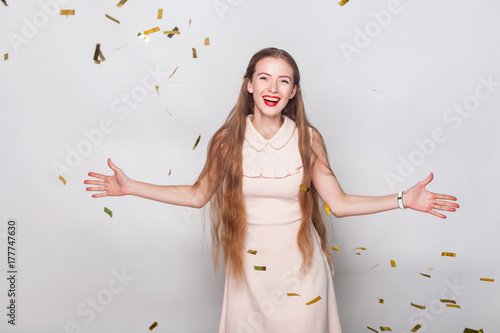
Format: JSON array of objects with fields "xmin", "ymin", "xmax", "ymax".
[{"xmin": 263, "ymin": 96, "xmax": 280, "ymax": 107}]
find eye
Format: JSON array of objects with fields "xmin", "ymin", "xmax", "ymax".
[
  {"xmin": 259, "ymin": 76, "xmax": 268, "ymax": 81},
  {"xmin": 280, "ymin": 79, "xmax": 290, "ymax": 84}
]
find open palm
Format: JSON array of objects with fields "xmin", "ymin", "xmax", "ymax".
[{"xmin": 84, "ymin": 158, "xmax": 130, "ymax": 198}]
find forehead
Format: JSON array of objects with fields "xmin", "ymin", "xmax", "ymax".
[{"xmin": 254, "ymin": 57, "xmax": 294, "ymax": 77}]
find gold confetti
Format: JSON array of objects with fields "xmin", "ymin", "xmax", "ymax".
[
  {"xmin": 380, "ymin": 327, "xmax": 392, "ymax": 331},
  {"xmin": 442, "ymin": 252, "xmax": 456, "ymax": 257},
  {"xmin": 464, "ymin": 329, "xmax": 484, "ymax": 333},
  {"xmin": 93, "ymin": 43, "xmax": 101, "ymax": 64},
  {"xmin": 390, "ymin": 259, "xmax": 396, "ymax": 267},
  {"xmin": 165, "ymin": 107, "xmax": 172, "ymax": 116},
  {"xmin": 193, "ymin": 135, "xmax": 201, "ymax": 150},
  {"xmin": 169, "ymin": 66, "xmax": 179, "ymax": 78},
  {"xmin": 3, "ymin": 53, "xmax": 7, "ymax": 61},
  {"xmin": 379, "ymin": 298, "xmax": 384, "ymax": 304},
  {"xmin": 355, "ymin": 247, "xmax": 367, "ymax": 251},
  {"xmin": 372, "ymin": 89, "xmax": 386, "ymax": 94},
  {"xmin": 104, "ymin": 207, "xmax": 113, "ymax": 218},
  {"xmin": 446, "ymin": 304, "xmax": 461, "ymax": 309},
  {"xmin": 157, "ymin": 9, "xmax": 163, "ymax": 20},
  {"xmin": 1, "ymin": 0, "xmax": 7, "ymax": 6},
  {"xmin": 247, "ymin": 249, "xmax": 257, "ymax": 255},
  {"xmin": 306, "ymin": 296, "xmax": 321, "ymax": 305},
  {"xmin": 59, "ymin": 175, "xmax": 66, "ymax": 185},
  {"xmin": 411, "ymin": 303, "xmax": 426, "ymax": 310},
  {"xmin": 165, "ymin": 27, "xmax": 180, "ymax": 38},
  {"xmin": 287, "ymin": 293, "xmax": 301, "ymax": 297},
  {"xmin": 149, "ymin": 321, "xmax": 158, "ymax": 330},
  {"xmin": 369, "ymin": 264, "xmax": 380, "ymax": 271},
  {"xmin": 339, "ymin": 0, "xmax": 349, "ymax": 6},
  {"xmin": 324, "ymin": 203, "xmax": 331, "ymax": 215},
  {"xmin": 411, "ymin": 324, "xmax": 421, "ymax": 332},
  {"xmin": 367, "ymin": 326, "xmax": 378, "ymax": 333},
  {"xmin": 355, "ymin": 253, "xmax": 361, "ymax": 256},
  {"xmin": 168, "ymin": 169, "xmax": 171, "ymax": 176},
  {"xmin": 204, "ymin": 37, "xmax": 210, "ymax": 46},
  {"xmin": 480, "ymin": 278, "xmax": 494, "ymax": 282},
  {"xmin": 440, "ymin": 299, "xmax": 456, "ymax": 304},
  {"xmin": 155, "ymin": 85, "xmax": 160, "ymax": 95},
  {"xmin": 254, "ymin": 266, "xmax": 266, "ymax": 271},
  {"xmin": 116, "ymin": 0, "xmax": 127, "ymax": 7},
  {"xmin": 192, "ymin": 48, "xmax": 197, "ymax": 58},
  {"xmin": 144, "ymin": 27, "xmax": 160, "ymax": 35},
  {"xmin": 105, "ymin": 14, "xmax": 120, "ymax": 24},
  {"xmin": 427, "ymin": 267, "xmax": 435, "ymax": 271},
  {"xmin": 332, "ymin": 246, "xmax": 340, "ymax": 252},
  {"xmin": 299, "ymin": 184, "xmax": 310, "ymax": 192},
  {"xmin": 137, "ymin": 32, "xmax": 149, "ymax": 42},
  {"xmin": 99, "ymin": 49, "xmax": 105, "ymax": 62},
  {"xmin": 420, "ymin": 273, "xmax": 431, "ymax": 278},
  {"xmin": 60, "ymin": 9, "xmax": 75, "ymax": 15},
  {"xmin": 189, "ymin": 18, "xmax": 192, "ymax": 28}
]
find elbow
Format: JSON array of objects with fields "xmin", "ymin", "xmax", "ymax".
[
  {"xmin": 191, "ymin": 190, "xmax": 210, "ymax": 209},
  {"xmin": 331, "ymin": 209, "xmax": 347, "ymax": 218}
]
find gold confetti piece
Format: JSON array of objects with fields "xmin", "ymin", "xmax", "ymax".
[
  {"xmin": 165, "ymin": 107, "xmax": 172, "ymax": 116},
  {"xmin": 1, "ymin": 0, "xmax": 7, "ymax": 6},
  {"xmin": 339, "ymin": 0, "xmax": 349, "ymax": 6},
  {"xmin": 192, "ymin": 48, "xmax": 197, "ymax": 59},
  {"xmin": 464, "ymin": 329, "xmax": 484, "ymax": 333},
  {"xmin": 420, "ymin": 273, "xmax": 431, "ymax": 278},
  {"xmin": 189, "ymin": 18, "xmax": 192, "ymax": 28},
  {"xmin": 380, "ymin": 327, "xmax": 392, "ymax": 331},
  {"xmin": 440, "ymin": 299, "xmax": 456, "ymax": 304},
  {"xmin": 193, "ymin": 135, "xmax": 201, "ymax": 150},
  {"xmin": 165, "ymin": 27, "xmax": 180, "ymax": 38},
  {"xmin": 427, "ymin": 267, "xmax": 435, "ymax": 271},
  {"xmin": 254, "ymin": 266, "xmax": 266, "ymax": 271},
  {"xmin": 367, "ymin": 326, "xmax": 378, "ymax": 333},
  {"xmin": 442, "ymin": 252, "xmax": 456, "ymax": 257},
  {"xmin": 355, "ymin": 253, "xmax": 361, "ymax": 255},
  {"xmin": 390, "ymin": 259, "xmax": 396, "ymax": 267},
  {"xmin": 157, "ymin": 9, "xmax": 163, "ymax": 20},
  {"xmin": 287, "ymin": 293, "xmax": 301, "ymax": 297},
  {"xmin": 168, "ymin": 169, "xmax": 171, "ymax": 176},
  {"xmin": 446, "ymin": 304, "xmax": 461, "ymax": 309},
  {"xmin": 149, "ymin": 321, "xmax": 158, "ymax": 330},
  {"xmin": 3, "ymin": 53, "xmax": 7, "ymax": 61},
  {"xmin": 144, "ymin": 27, "xmax": 160, "ymax": 35},
  {"xmin": 355, "ymin": 247, "xmax": 367, "ymax": 251},
  {"xmin": 59, "ymin": 175, "xmax": 66, "ymax": 185},
  {"xmin": 369, "ymin": 264, "xmax": 380, "ymax": 271},
  {"xmin": 332, "ymin": 246, "xmax": 340, "ymax": 252},
  {"xmin": 324, "ymin": 203, "xmax": 331, "ymax": 215},
  {"xmin": 480, "ymin": 278, "xmax": 494, "ymax": 282},
  {"xmin": 411, "ymin": 324, "xmax": 421, "ymax": 332},
  {"xmin": 247, "ymin": 249, "xmax": 257, "ymax": 255},
  {"xmin": 116, "ymin": 0, "xmax": 127, "ymax": 7},
  {"xmin": 372, "ymin": 89, "xmax": 386, "ymax": 94},
  {"xmin": 60, "ymin": 9, "xmax": 75, "ymax": 15},
  {"xmin": 155, "ymin": 85, "xmax": 159, "ymax": 95},
  {"xmin": 300, "ymin": 184, "xmax": 310, "ymax": 192},
  {"xmin": 411, "ymin": 303, "xmax": 426, "ymax": 310},
  {"xmin": 137, "ymin": 32, "xmax": 150, "ymax": 42},
  {"xmin": 105, "ymin": 14, "xmax": 120, "ymax": 24},
  {"xmin": 169, "ymin": 66, "xmax": 179, "ymax": 78},
  {"xmin": 99, "ymin": 49, "xmax": 105, "ymax": 62},
  {"xmin": 204, "ymin": 37, "xmax": 210, "ymax": 46},
  {"xmin": 104, "ymin": 207, "xmax": 113, "ymax": 218},
  {"xmin": 93, "ymin": 43, "xmax": 101, "ymax": 63},
  {"xmin": 306, "ymin": 296, "xmax": 321, "ymax": 305},
  {"xmin": 379, "ymin": 298, "xmax": 384, "ymax": 304}
]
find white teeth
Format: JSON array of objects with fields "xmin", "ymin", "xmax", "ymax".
[{"xmin": 263, "ymin": 96, "xmax": 280, "ymax": 102}]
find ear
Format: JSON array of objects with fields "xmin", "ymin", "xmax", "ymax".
[
  {"xmin": 290, "ymin": 84, "xmax": 297, "ymax": 99},
  {"xmin": 247, "ymin": 79, "xmax": 253, "ymax": 94}
]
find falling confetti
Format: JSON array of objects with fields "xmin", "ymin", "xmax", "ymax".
[
  {"xmin": 441, "ymin": 252, "xmax": 456, "ymax": 257},
  {"xmin": 60, "ymin": 10, "xmax": 75, "ymax": 15},
  {"xmin": 440, "ymin": 299, "xmax": 456, "ymax": 304},
  {"xmin": 390, "ymin": 259, "xmax": 396, "ymax": 267},
  {"xmin": 157, "ymin": 9, "xmax": 163, "ymax": 19},
  {"xmin": 420, "ymin": 273, "xmax": 431, "ymax": 278},
  {"xmin": 480, "ymin": 278, "xmax": 494, "ymax": 282},
  {"xmin": 372, "ymin": 89, "xmax": 386, "ymax": 94},
  {"xmin": 155, "ymin": 85, "xmax": 160, "ymax": 95},
  {"xmin": 446, "ymin": 304, "xmax": 461, "ymax": 309},
  {"xmin": 332, "ymin": 246, "xmax": 340, "ymax": 252},
  {"xmin": 339, "ymin": 0, "xmax": 349, "ymax": 6},
  {"xmin": 324, "ymin": 203, "xmax": 331, "ymax": 215},
  {"xmin": 105, "ymin": 14, "xmax": 120, "ymax": 24},
  {"xmin": 369, "ymin": 264, "xmax": 380, "ymax": 271},
  {"xmin": 104, "ymin": 207, "xmax": 113, "ymax": 218},
  {"xmin": 149, "ymin": 321, "xmax": 158, "ymax": 330},
  {"xmin": 299, "ymin": 184, "xmax": 310, "ymax": 192},
  {"xmin": 193, "ymin": 135, "xmax": 201, "ymax": 150},
  {"xmin": 93, "ymin": 43, "xmax": 101, "ymax": 63},
  {"xmin": 380, "ymin": 327, "xmax": 392, "ymax": 332},
  {"xmin": 165, "ymin": 107, "xmax": 172, "ymax": 116},
  {"xmin": 59, "ymin": 175, "xmax": 67, "ymax": 185},
  {"xmin": 144, "ymin": 27, "xmax": 160, "ymax": 35},
  {"xmin": 204, "ymin": 37, "xmax": 210, "ymax": 46},
  {"xmin": 168, "ymin": 169, "xmax": 171, "ymax": 176},
  {"xmin": 1, "ymin": 0, "xmax": 7, "ymax": 6},
  {"xmin": 287, "ymin": 293, "xmax": 301, "ymax": 297},
  {"xmin": 411, "ymin": 324, "xmax": 422, "ymax": 332},
  {"xmin": 355, "ymin": 247, "xmax": 367, "ymax": 251},
  {"xmin": 189, "ymin": 18, "xmax": 192, "ymax": 28},
  {"xmin": 367, "ymin": 327, "xmax": 378, "ymax": 333},
  {"xmin": 410, "ymin": 303, "xmax": 426, "ymax": 310},
  {"xmin": 254, "ymin": 266, "xmax": 266, "ymax": 271},
  {"xmin": 116, "ymin": 0, "xmax": 127, "ymax": 7},
  {"xmin": 427, "ymin": 267, "xmax": 435, "ymax": 271},
  {"xmin": 305, "ymin": 296, "xmax": 321, "ymax": 305},
  {"xmin": 379, "ymin": 298, "xmax": 384, "ymax": 304},
  {"xmin": 137, "ymin": 32, "xmax": 149, "ymax": 41},
  {"xmin": 192, "ymin": 48, "xmax": 197, "ymax": 58},
  {"xmin": 464, "ymin": 329, "xmax": 484, "ymax": 333},
  {"xmin": 165, "ymin": 27, "xmax": 180, "ymax": 38},
  {"xmin": 3, "ymin": 53, "xmax": 7, "ymax": 61},
  {"xmin": 169, "ymin": 66, "xmax": 179, "ymax": 78},
  {"xmin": 247, "ymin": 249, "xmax": 257, "ymax": 255}
]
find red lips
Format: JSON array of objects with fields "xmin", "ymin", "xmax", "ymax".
[{"xmin": 263, "ymin": 95, "xmax": 280, "ymax": 107}]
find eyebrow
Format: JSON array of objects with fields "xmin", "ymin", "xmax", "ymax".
[{"xmin": 256, "ymin": 72, "xmax": 292, "ymax": 80}]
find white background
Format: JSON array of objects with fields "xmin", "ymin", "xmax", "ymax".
[{"xmin": 1, "ymin": 0, "xmax": 499, "ymax": 332}]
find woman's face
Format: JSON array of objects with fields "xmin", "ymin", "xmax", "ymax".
[{"xmin": 247, "ymin": 57, "xmax": 297, "ymax": 119}]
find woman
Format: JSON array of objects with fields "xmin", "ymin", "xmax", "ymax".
[{"xmin": 84, "ymin": 48, "xmax": 459, "ymax": 333}]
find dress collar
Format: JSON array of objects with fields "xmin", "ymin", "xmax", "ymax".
[{"xmin": 245, "ymin": 115, "xmax": 296, "ymax": 151}]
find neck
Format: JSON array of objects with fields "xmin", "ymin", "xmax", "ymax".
[{"xmin": 251, "ymin": 112, "xmax": 284, "ymax": 140}]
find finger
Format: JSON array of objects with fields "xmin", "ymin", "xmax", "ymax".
[
  {"xmin": 436, "ymin": 194, "xmax": 458, "ymax": 201},
  {"xmin": 88, "ymin": 172, "xmax": 106, "ymax": 180},
  {"xmin": 436, "ymin": 200, "xmax": 460, "ymax": 209},
  {"xmin": 429, "ymin": 209, "xmax": 446, "ymax": 219},
  {"xmin": 421, "ymin": 172, "xmax": 434, "ymax": 186},
  {"xmin": 108, "ymin": 158, "xmax": 119, "ymax": 173},
  {"xmin": 92, "ymin": 192, "xmax": 108, "ymax": 198},
  {"xmin": 86, "ymin": 186, "xmax": 106, "ymax": 192},
  {"xmin": 84, "ymin": 180, "xmax": 105, "ymax": 186}
]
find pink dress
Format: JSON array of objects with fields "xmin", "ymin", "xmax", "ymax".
[{"xmin": 218, "ymin": 115, "xmax": 342, "ymax": 333}]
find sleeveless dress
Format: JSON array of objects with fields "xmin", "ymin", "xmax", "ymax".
[{"xmin": 218, "ymin": 115, "xmax": 342, "ymax": 333}]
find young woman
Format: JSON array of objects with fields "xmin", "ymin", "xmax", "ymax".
[{"xmin": 84, "ymin": 48, "xmax": 459, "ymax": 333}]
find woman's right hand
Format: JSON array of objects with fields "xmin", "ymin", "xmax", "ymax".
[{"xmin": 84, "ymin": 158, "xmax": 131, "ymax": 198}]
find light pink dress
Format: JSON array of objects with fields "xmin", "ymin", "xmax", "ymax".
[{"xmin": 218, "ymin": 115, "xmax": 342, "ymax": 333}]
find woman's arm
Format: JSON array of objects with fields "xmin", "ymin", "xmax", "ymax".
[
  {"xmin": 84, "ymin": 158, "xmax": 214, "ymax": 208},
  {"xmin": 310, "ymin": 129, "xmax": 459, "ymax": 219}
]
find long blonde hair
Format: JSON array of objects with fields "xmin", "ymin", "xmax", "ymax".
[{"xmin": 194, "ymin": 48, "xmax": 330, "ymax": 278}]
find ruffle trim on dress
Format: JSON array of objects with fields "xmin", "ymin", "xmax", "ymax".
[{"xmin": 243, "ymin": 156, "xmax": 303, "ymax": 179}]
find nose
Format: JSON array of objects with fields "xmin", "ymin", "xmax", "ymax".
[{"xmin": 269, "ymin": 79, "xmax": 279, "ymax": 93}]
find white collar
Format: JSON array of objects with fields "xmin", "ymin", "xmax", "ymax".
[{"xmin": 244, "ymin": 115, "xmax": 296, "ymax": 151}]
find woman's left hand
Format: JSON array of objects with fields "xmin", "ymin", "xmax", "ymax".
[{"xmin": 403, "ymin": 173, "xmax": 459, "ymax": 219}]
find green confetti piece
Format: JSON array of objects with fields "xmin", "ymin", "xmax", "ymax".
[
  {"xmin": 254, "ymin": 266, "xmax": 266, "ymax": 271},
  {"xmin": 104, "ymin": 207, "xmax": 113, "ymax": 218}
]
